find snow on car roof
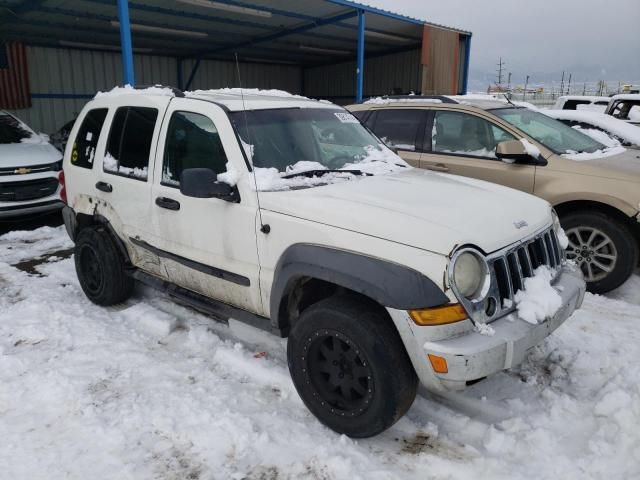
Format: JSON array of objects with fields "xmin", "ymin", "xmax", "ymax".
[
  {"xmin": 363, "ymin": 97, "xmax": 443, "ymax": 105},
  {"xmin": 555, "ymin": 95, "xmax": 609, "ymax": 102},
  {"xmin": 609, "ymin": 94, "xmax": 640, "ymax": 101},
  {"xmin": 186, "ymin": 88, "xmax": 334, "ymax": 112},
  {"xmin": 92, "ymin": 85, "xmax": 335, "ymax": 112},
  {"xmin": 94, "ymin": 84, "xmax": 176, "ymax": 99},
  {"xmin": 543, "ymin": 109, "xmax": 640, "ymax": 146}
]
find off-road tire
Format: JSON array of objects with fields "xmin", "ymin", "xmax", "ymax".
[
  {"xmin": 287, "ymin": 294, "xmax": 418, "ymax": 438},
  {"xmin": 74, "ymin": 226, "xmax": 133, "ymax": 305},
  {"xmin": 561, "ymin": 211, "xmax": 638, "ymax": 294}
]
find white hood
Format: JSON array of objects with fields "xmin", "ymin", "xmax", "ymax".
[
  {"xmin": 260, "ymin": 168, "xmax": 551, "ymax": 256},
  {"xmin": 0, "ymin": 141, "xmax": 61, "ymax": 168}
]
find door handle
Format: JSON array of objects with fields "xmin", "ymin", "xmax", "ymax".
[
  {"xmin": 95, "ymin": 181, "xmax": 113, "ymax": 193},
  {"xmin": 424, "ymin": 163, "xmax": 450, "ymax": 173},
  {"xmin": 155, "ymin": 196, "xmax": 181, "ymax": 211}
]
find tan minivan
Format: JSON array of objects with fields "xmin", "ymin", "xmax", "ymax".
[{"xmin": 348, "ymin": 96, "xmax": 640, "ymax": 293}]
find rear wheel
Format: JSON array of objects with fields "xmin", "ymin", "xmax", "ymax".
[
  {"xmin": 287, "ymin": 294, "xmax": 418, "ymax": 438},
  {"xmin": 562, "ymin": 211, "xmax": 637, "ymax": 293},
  {"xmin": 74, "ymin": 226, "xmax": 133, "ymax": 305}
]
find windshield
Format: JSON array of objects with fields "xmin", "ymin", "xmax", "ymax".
[
  {"xmin": 0, "ymin": 113, "xmax": 33, "ymax": 144},
  {"xmin": 229, "ymin": 107, "xmax": 407, "ymax": 190},
  {"xmin": 492, "ymin": 107, "xmax": 605, "ymax": 154}
]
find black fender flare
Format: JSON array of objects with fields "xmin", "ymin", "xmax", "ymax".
[{"xmin": 269, "ymin": 244, "xmax": 449, "ymax": 330}]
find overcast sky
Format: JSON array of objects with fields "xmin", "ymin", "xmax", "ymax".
[{"xmin": 369, "ymin": 0, "xmax": 640, "ymax": 89}]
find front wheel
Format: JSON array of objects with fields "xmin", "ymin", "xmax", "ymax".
[
  {"xmin": 562, "ymin": 211, "xmax": 638, "ymax": 294},
  {"xmin": 287, "ymin": 295, "xmax": 418, "ymax": 438}
]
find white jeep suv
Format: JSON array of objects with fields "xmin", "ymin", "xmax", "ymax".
[{"xmin": 61, "ymin": 86, "xmax": 585, "ymax": 438}]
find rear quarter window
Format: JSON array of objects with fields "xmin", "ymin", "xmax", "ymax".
[
  {"xmin": 104, "ymin": 106, "xmax": 158, "ymax": 181},
  {"xmin": 70, "ymin": 108, "xmax": 108, "ymax": 169}
]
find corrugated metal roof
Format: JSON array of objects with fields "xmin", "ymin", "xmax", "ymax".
[{"xmin": 0, "ymin": 0, "xmax": 470, "ymax": 65}]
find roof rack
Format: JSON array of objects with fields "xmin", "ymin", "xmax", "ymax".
[
  {"xmin": 133, "ymin": 84, "xmax": 185, "ymax": 97},
  {"xmin": 380, "ymin": 95, "xmax": 458, "ymax": 104}
]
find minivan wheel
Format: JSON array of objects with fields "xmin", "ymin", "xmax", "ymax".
[
  {"xmin": 287, "ymin": 294, "xmax": 418, "ymax": 438},
  {"xmin": 74, "ymin": 226, "xmax": 133, "ymax": 305},
  {"xmin": 562, "ymin": 211, "xmax": 638, "ymax": 294}
]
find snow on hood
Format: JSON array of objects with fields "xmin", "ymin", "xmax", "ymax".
[
  {"xmin": 259, "ymin": 168, "xmax": 551, "ymax": 256},
  {"xmin": 249, "ymin": 145, "xmax": 409, "ymax": 191},
  {"xmin": 562, "ymin": 146, "xmax": 627, "ymax": 161},
  {"xmin": 0, "ymin": 141, "xmax": 61, "ymax": 167},
  {"xmin": 543, "ymin": 110, "xmax": 640, "ymax": 146}
]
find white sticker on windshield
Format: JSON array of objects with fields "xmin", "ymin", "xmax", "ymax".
[{"xmin": 334, "ymin": 112, "xmax": 359, "ymax": 124}]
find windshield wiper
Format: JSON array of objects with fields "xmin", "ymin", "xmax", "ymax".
[{"xmin": 282, "ymin": 169, "xmax": 370, "ymax": 179}]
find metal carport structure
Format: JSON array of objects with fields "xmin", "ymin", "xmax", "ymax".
[{"xmin": 1, "ymin": 0, "xmax": 471, "ymax": 130}]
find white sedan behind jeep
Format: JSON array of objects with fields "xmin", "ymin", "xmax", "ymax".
[
  {"xmin": 0, "ymin": 111, "xmax": 64, "ymax": 218},
  {"xmin": 61, "ymin": 86, "xmax": 586, "ymax": 437}
]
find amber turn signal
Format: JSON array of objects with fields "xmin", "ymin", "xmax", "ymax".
[
  {"xmin": 408, "ymin": 304, "xmax": 467, "ymax": 326},
  {"xmin": 428, "ymin": 354, "xmax": 448, "ymax": 373}
]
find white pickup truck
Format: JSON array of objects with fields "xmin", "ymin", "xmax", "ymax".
[{"xmin": 61, "ymin": 86, "xmax": 585, "ymax": 438}]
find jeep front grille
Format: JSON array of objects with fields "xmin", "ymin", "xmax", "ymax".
[
  {"xmin": 492, "ymin": 227, "xmax": 563, "ymax": 310},
  {"xmin": 455, "ymin": 226, "xmax": 564, "ymax": 324}
]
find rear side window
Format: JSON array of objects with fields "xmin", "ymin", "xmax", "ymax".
[
  {"xmin": 371, "ymin": 109, "xmax": 424, "ymax": 151},
  {"xmin": 162, "ymin": 111, "xmax": 228, "ymax": 186},
  {"xmin": 104, "ymin": 106, "xmax": 158, "ymax": 180},
  {"xmin": 70, "ymin": 108, "xmax": 107, "ymax": 169}
]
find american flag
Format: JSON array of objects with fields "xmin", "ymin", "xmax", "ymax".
[{"xmin": 0, "ymin": 42, "xmax": 31, "ymax": 110}]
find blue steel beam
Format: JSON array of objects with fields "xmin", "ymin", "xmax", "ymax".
[
  {"xmin": 185, "ymin": 9, "xmax": 359, "ymax": 88},
  {"xmin": 198, "ymin": 10, "xmax": 359, "ymax": 57},
  {"xmin": 116, "ymin": 0, "xmax": 135, "ymax": 85},
  {"xmin": 356, "ymin": 9, "xmax": 365, "ymax": 103},
  {"xmin": 461, "ymin": 34, "xmax": 472, "ymax": 94},
  {"xmin": 326, "ymin": 0, "xmax": 424, "ymax": 25}
]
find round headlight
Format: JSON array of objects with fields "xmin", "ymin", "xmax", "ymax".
[
  {"xmin": 451, "ymin": 250, "xmax": 489, "ymax": 300},
  {"xmin": 551, "ymin": 209, "xmax": 561, "ymax": 233}
]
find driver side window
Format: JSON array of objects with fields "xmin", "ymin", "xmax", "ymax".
[
  {"xmin": 432, "ymin": 111, "xmax": 516, "ymax": 159},
  {"xmin": 162, "ymin": 111, "xmax": 228, "ymax": 187}
]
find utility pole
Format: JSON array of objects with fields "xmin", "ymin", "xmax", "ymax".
[
  {"xmin": 560, "ymin": 71, "xmax": 565, "ymax": 97},
  {"xmin": 523, "ymin": 75, "xmax": 529, "ymax": 101},
  {"xmin": 566, "ymin": 73, "xmax": 572, "ymax": 95},
  {"xmin": 496, "ymin": 57, "xmax": 505, "ymax": 86},
  {"xmin": 583, "ymin": 82, "xmax": 586, "ymax": 95},
  {"xmin": 507, "ymin": 72, "xmax": 512, "ymax": 90}
]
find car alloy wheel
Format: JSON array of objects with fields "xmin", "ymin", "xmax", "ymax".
[
  {"xmin": 304, "ymin": 329, "xmax": 374, "ymax": 417},
  {"xmin": 78, "ymin": 243, "xmax": 104, "ymax": 295},
  {"xmin": 565, "ymin": 226, "xmax": 617, "ymax": 282}
]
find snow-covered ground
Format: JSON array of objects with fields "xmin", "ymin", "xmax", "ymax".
[{"xmin": 1, "ymin": 226, "xmax": 639, "ymax": 480}]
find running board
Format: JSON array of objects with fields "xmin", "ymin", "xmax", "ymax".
[{"xmin": 129, "ymin": 269, "xmax": 283, "ymax": 337}]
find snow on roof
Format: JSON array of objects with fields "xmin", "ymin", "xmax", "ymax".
[
  {"xmin": 555, "ymin": 95, "xmax": 609, "ymax": 102},
  {"xmin": 94, "ymin": 84, "xmax": 176, "ymax": 99},
  {"xmin": 185, "ymin": 88, "xmax": 310, "ymax": 100},
  {"xmin": 543, "ymin": 110, "xmax": 640, "ymax": 146},
  {"xmin": 610, "ymin": 94, "xmax": 640, "ymax": 102},
  {"xmin": 91, "ymin": 86, "xmax": 334, "ymax": 112},
  {"xmin": 187, "ymin": 88, "xmax": 333, "ymax": 112},
  {"xmin": 364, "ymin": 96, "xmax": 442, "ymax": 105}
]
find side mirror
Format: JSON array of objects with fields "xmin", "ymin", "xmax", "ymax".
[
  {"xmin": 496, "ymin": 140, "xmax": 534, "ymax": 164},
  {"xmin": 180, "ymin": 168, "xmax": 235, "ymax": 201}
]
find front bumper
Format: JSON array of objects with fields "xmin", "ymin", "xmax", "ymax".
[
  {"xmin": 416, "ymin": 265, "xmax": 585, "ymax": 391},
  {"xmin": 0, "ymin": 198, "xmax": 64, "ymax": 218}
]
